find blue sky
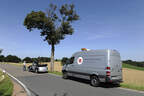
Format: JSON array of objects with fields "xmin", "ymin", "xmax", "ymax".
[{"xmin": 0, "ymin": 0, "xmax": 144, "ymax": 61}]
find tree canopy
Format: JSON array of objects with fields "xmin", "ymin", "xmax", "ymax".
[{"xmin": 24, "ymin": 4, "xmax": 79, "ymax": 45}]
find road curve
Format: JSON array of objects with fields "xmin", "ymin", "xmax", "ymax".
[{"xmin": 0, "ymin": 64, "xmax": 144, "ymax": 96}]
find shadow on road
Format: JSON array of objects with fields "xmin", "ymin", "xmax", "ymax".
[
  {"xmin": 29, "ymin": 71, "xmax": 48, "ymax": 74},
  {"xmin": 68, "ymin": 77, "xmax": 120, "ymax": 88}
]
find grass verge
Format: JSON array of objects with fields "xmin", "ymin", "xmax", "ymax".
[
  {"xmin": 48, "ymin": 71, "xmax": 62, "ymax": 76},
  {"xmin": 123, "ymin": 63, "xmax": 144, "ymax": 71},
  {"xmin": 120, "ymin": 83, "xmax": 144, "ymax": 91},
  {"xmin": 0, "ymin": 72, "xmax": 13, "ymax": 96}
]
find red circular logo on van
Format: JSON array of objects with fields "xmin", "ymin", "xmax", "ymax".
[{"xmin": 77, "ymin": 57, "xmax": 83, "ymax": 64}]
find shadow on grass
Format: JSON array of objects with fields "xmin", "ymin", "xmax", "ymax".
[{"xmin": 68, "ymin": 77, "xmax": 120, "ymax": 88}]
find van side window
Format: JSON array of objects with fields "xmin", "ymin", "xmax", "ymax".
[{"xmin": 69, "ymin": 57, "xmax": 75, "ymax": 64}]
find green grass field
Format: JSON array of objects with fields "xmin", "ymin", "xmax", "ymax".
[
  {"xmin": 122, "ymin": 63, "xmax": 144, "ymax": 71},
  {"xmin": 0, "ymin": 71, "xmax": 13, "ymax": 96},
  {"xmin": 121, "ymin": 83, "xmax": 144, "ymax": 91}
]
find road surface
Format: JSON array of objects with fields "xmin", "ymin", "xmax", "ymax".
[{"xmin": 0, "ymin": 64, "xmax": 144, "ymax": 96}]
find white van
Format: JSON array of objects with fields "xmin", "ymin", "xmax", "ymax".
[{"xmin": 62, "ymin": 49, "xmax": 122, "ymax": 87}]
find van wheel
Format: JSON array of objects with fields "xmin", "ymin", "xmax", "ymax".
[
  {"xmin": 90, "ymin": 76, "xmax": 100, "ymax": 87},
  {"xmin": 63, "ymin": 72, "xmax": 68, "ymax": 79}
]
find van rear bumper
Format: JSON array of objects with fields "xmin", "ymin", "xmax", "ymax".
[{"xmin": 105, "ymin": 76, "xmax": 123, "ymax": 83}]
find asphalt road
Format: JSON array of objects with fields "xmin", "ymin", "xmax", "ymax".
[{"xmin": 0, "ymin": 64, "xmax": 144, "ymax": 96}]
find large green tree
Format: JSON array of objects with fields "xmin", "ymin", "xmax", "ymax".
[{"xmin": 24, "ymin": 4, "xmax": 79, "ymax": 71}]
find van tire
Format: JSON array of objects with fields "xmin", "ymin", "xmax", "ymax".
[
  {"xmin": 63, "ymin": 72, "xmax": 68, "ymax": 79},
  {"xmin": 90, "ymin": 76, "xmax": 100, "ymax": 87}
]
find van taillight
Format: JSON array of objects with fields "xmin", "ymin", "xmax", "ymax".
[
  {"xmin": 106, "ymin": 71, "xmax": 111, "ymax": 76},
  {"xmin": 106, "ymin": 67, "xmax": 111, "ymax": 76},
  {"xmin": 106, "ymin": 67, "xmax": 111, "ymax": 70}
]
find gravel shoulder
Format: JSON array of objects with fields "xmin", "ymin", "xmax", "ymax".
[{"xmin": 12, "ymin": 80, "xmax": 27, "ymax": 96}]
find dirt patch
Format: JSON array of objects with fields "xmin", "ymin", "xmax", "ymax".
[{"xmin": 12, "ymin": 80, "xmax": 27, "ymax": 96}]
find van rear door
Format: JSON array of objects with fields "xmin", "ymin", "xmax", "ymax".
[{"xmin": 110, "ymin": 51, "xmax": 122, "ymax": 77}]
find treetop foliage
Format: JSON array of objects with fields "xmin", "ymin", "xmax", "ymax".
[{"xmin": 24, "ymin": 3, "xmax": 79, "ymax": 45}]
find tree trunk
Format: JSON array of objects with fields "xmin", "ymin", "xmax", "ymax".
[{"xmin": 50, "ymin": 44, "xmax": 55, "ymax": 72}]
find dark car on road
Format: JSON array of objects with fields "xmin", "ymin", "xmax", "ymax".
[{"xmin": 28, "ymin": 61, "xmax": 48, "ymax": 73}]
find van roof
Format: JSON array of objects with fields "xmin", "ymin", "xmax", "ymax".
[{"xmin": 72, "ymin": 49, "xmax": 119, "ymax": 57}]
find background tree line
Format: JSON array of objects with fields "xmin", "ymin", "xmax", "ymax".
[
  {"xmin": 123, "ymin": 60, "xmax": 144, "ymax": 67},
  {"xmin": 1, "ymin": 53, "xmax": 144, "ymax": 68},
  {"xmin": 0, "ymin": 55, "xmax": 52, "ymax": 63},
  {"xmin": 0, "ymin": 54, "xmax": 67, "ymax": 64}
]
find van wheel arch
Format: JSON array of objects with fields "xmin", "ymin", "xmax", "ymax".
[{"xmin": 90, "ymin": 75, "xmax": 100, "ymax": 87}]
